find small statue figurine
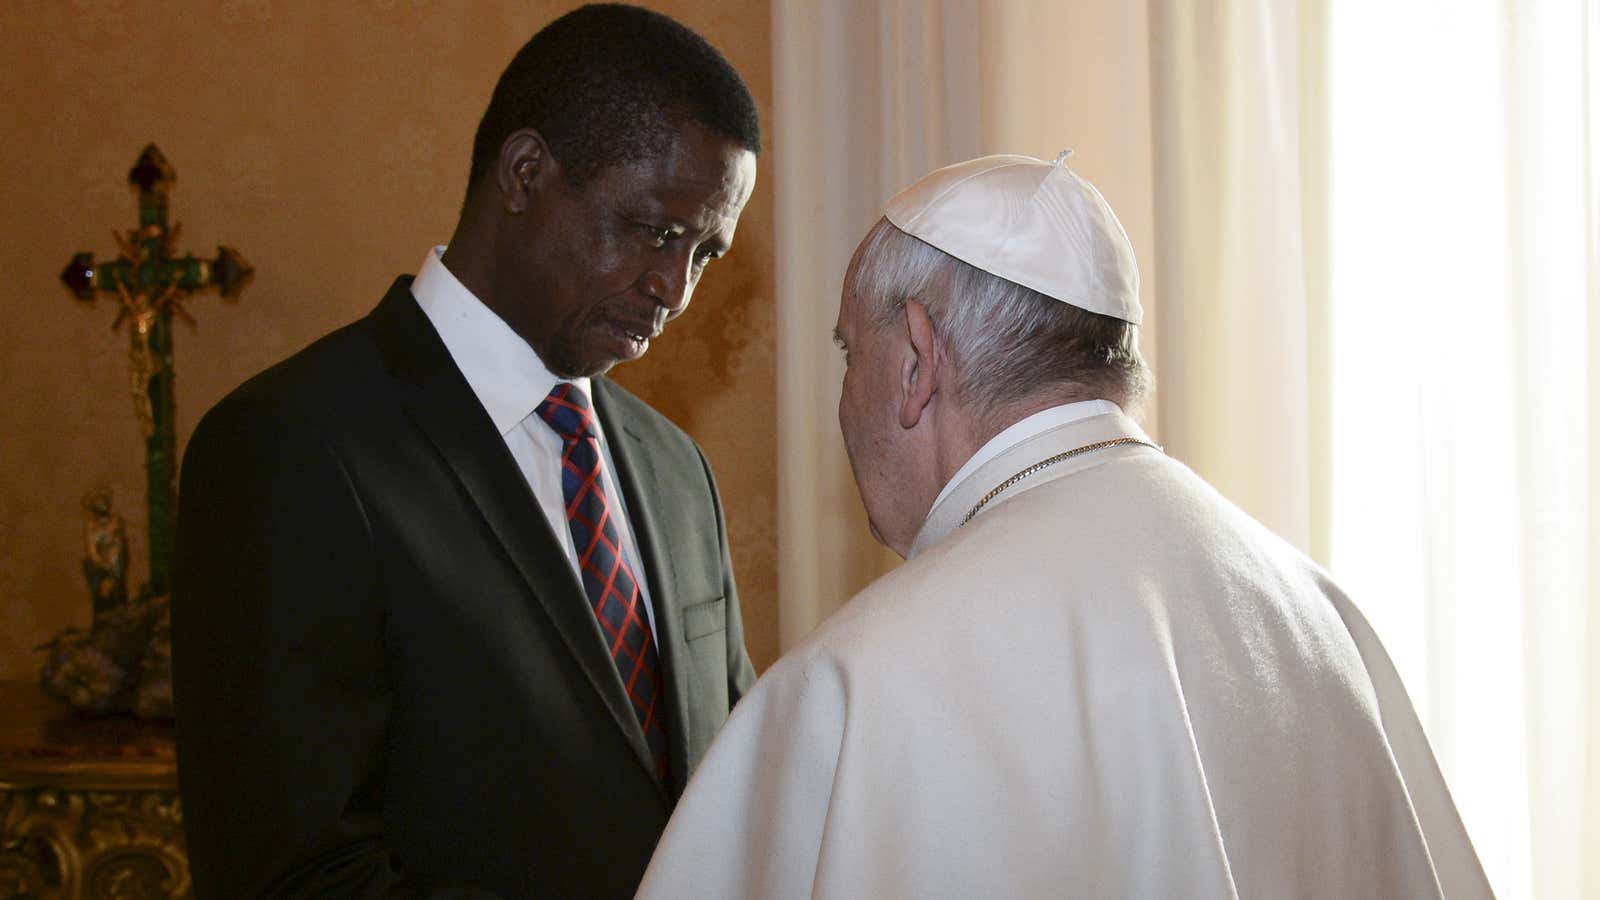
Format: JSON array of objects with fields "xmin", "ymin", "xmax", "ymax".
[
  {"xmin": 37, "ymin": 490, "xmax": 171, "ymax": 718},
  {"xmin": 81, "ymin": 488, "xmax": 129, "ymax": 617}
]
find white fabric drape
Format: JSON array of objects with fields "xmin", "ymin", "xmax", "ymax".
[
  {"xmin": 1148, "ymin": 0, "xmax": 1331, "ymax": 557},
  {"xmin": 772, "ymin": 0, "xmax": 980, "ymax": 648},
  {"xmin": 772, "ymin": 0, "xmax": 1157, "ymax": 647},
  {"xmin": 1323, "ymin": 2, "xmax": 1600, "ymax": 897},
  {"xmin": 1151, "ymin": 1, "xmax": 1600, "ymax": 896}
]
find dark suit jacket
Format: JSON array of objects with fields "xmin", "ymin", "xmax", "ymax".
[{"xmin": 173, "ymin": 278, "xmax": 757, "ymax": 899}]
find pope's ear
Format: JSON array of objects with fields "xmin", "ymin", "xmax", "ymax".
[
  {"xmin": 496, "ymin": 129, "xmax": 555, "ymax": 214},
  {"xmin": 899, "ymin": 300, "xmax": 941, "ymax": 430}
]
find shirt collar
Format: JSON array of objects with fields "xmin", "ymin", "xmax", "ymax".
[
  {"xmin": 928, "ymin": 399, "xmax": 1123, "ymax": 514},
  {"xmin": 410, "ymin": 246, "xmax": 591, "ymax": 435}
]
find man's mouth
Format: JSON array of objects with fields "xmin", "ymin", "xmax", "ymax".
[{"xmin": 602, "ymin": 316, "xmax": 660, "ymax": 361}]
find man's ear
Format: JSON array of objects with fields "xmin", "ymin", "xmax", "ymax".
[
  {"xmin": 899, "ymin": 300, "xmax": 941, "ymax": 430},
  {"xmin": 496, "ymin": 129, "xmax": 554, "ymax": 214}
]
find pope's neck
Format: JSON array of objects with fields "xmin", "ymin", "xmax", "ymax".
[
  {"xmin": 931, "ymin": 415, "xmax": 987, "ymax": 503},
  {"xmin": 931, "ymin": 386, "xmax": 1106, "ymax": 505}
]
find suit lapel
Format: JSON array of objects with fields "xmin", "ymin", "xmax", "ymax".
[
  {"xmin": 369, "ymin": 281, "xmax": 664, "ymax": 796},
  {"xmin": 592, "ymin": 379, "xmax": 694, "ymax": 795}
]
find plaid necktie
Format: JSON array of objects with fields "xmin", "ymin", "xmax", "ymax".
[{"xmin": 536, "ymin": 383, "xmax": 669, "ymax": 781}]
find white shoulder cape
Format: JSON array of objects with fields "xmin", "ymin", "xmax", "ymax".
[{"xmin": 638, "ymin": 412, "xmax": 1493, "ymax": 899}]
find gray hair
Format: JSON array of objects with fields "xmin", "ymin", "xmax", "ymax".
[{"xmin": 846, "ymin": 217, "xmax": 1151, "ymax": 412}]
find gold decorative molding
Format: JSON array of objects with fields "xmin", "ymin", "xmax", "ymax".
[
  {"xmin": 0, "ymin": 788, "xmax": 189, "ymax": 899},
  {"xmin": 0, "ymin": 683, "xmax": 189, "ymax": 898}
]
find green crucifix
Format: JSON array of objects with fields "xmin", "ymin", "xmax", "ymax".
[{"xmin": 60, "ymin": 144, "xmax": 253, "ymax": 601}]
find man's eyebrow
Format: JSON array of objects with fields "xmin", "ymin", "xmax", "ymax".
[{"xmin": 831, "ymin": 328, "xmax": 846, "ymax": 348}]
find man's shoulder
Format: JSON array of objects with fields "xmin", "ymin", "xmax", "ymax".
[
  {"xmin": 592, "ymin": 377, "xmax": 700, "ymax": 454},
  {"xmin": 776, "ymin": 556, "xmax": 950, "ymax": 676},
  {"xmin": 794, "ymin": 452, "xmax": 1326, "ymax": 661},
  {"xmin": 218, "ymin": 317, "xmax": 385, "ymax": 423},
  {"xmin": 189, "ymin": 294, "xmax": 405, "ymax": 457}
]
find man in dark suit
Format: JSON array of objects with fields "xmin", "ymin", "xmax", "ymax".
[{"xmin": 172, "ymin": 6, "xmax": 760, "ymax": 897}]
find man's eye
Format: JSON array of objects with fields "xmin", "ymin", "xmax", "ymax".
[{"xmin": 645, "ymin": 226, "xmax": 671, "ymax": 248}]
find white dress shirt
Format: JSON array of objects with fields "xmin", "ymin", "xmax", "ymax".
[
  {"xmin": 410, "ymin": 247, "xmax": 659, "ymax": 641},
  {"xmin": 929, "ymin": 398, "xmax": 1123, "ymax": 514}
]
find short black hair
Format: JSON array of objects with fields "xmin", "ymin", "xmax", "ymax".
[{"xmin": 468, "ymin": 3, "xmax": 762, "ymax": 190}]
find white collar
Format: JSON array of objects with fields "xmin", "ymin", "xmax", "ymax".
[
  {"xmin": 928, "ymin": 399, "xmax": 1123, "ymax": 514},
  {"xmin": 410, "ymin": 246, "xmax": 591, "ymax": 434},
  {"xmin": 911, "ymin": 404, "xmax": 1153, "ymax": 558}
]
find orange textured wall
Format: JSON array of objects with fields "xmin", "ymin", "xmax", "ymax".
[{"xmin": 0, "ymin": 1, "xmax": 778, "ymax": 680}]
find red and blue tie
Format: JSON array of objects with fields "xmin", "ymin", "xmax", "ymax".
[{"xmin": 537, "ymin": 383, "xmax": 669, "ymax": 781}]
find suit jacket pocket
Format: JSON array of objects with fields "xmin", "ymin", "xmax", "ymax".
[{"xmin": 681, "ymin": 596, "xmax": 726, "ymax": 643}]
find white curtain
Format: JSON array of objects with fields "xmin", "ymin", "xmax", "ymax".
[
  {"xmin": 1323, "ymin": 1, "xmax": 1600, "ymax": 897},
  {"xmin": 1151, "ymin": 0, "xmax": 1600, "ymax": 896},
  {"xmin": 772, "ymin": 0, "xmax": 1158, "ymax": 646},
  {"xmin": 1147, "ymin": 0, "xmax": 1331, "ymax": 556},
  {"xmin": 771, "ymin": 0, "xmax": 981, "ymax": 648}
]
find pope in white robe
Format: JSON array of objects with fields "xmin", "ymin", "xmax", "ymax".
[{"xmin": 637, "ymin": 155, "xmax": 1492, "ymax": 899}]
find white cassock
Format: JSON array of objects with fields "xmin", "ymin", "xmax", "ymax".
[{"xmin": 637, "ymin": 407, "xmax": 1494, "ymax": 900}]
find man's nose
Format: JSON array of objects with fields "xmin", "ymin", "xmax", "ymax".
[{"xmin": 640, "ymin": 257, "xmax": 695, "ymax": 317}]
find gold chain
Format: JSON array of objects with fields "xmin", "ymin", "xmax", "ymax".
[{"xmin": 959, "ymin": 437, "xmax": 1161, "ymax": 528}]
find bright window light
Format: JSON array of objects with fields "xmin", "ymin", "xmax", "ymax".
[{"xmin": 1329, "ymin": 0, "xmax": 1600, "ymax": 894}]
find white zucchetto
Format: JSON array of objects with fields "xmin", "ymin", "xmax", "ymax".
[{"xmin": 882, "ymin": 152, "xmax": 1142, "ymax": 325}]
